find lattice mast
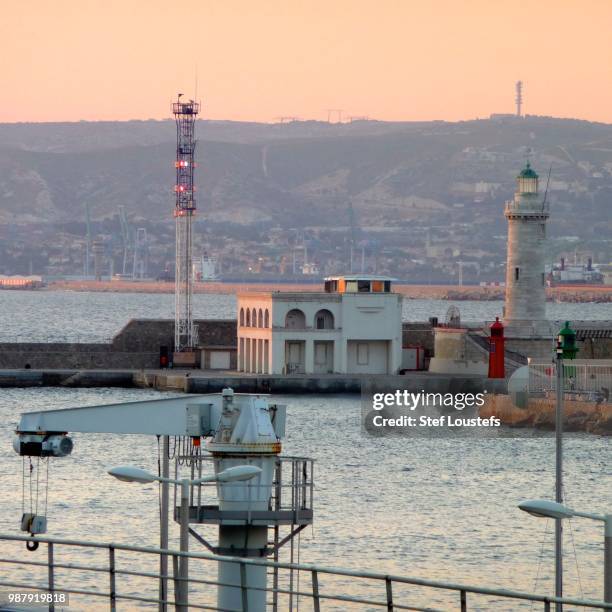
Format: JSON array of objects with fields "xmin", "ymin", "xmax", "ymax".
[
  {"xmin": 173, "ymin": 95, "xmax": 200, "ymax": 352},
  {"xmin": 515, "ymin": 80, "xmax": 523, "ymax": 117}
]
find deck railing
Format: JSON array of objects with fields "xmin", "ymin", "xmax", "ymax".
[{"xmin": 0, "ymin": 533, "xmax": 610, "ymax": 611}]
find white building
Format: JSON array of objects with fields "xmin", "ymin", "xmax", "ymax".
[
  {"xmin": 237, "ymin": 275, "xmax": 403, "ymax": 375},
  {"xmin": 504, "ymin": 162, "xmax": 550, "ymax": 329}
]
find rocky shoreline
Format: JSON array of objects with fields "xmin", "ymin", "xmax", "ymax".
[{"xmin": 481, "ymin": 394, "xmax": 612, "ymax": 435}]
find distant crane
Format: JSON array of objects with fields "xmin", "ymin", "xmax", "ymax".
[
  {"xmin": 132, "ymin": 228, "xmax": 148, "ymax": 280},
  {"xmin": 84, "ymin": 203, "xmax": 91, "ymax": 278},
  {"xmin": 346, "ymin": 200, "xmax": 361, "ymax": 273},
  {"xmin": 91, "ymin": 237, "xmax": 105, "ymax": 282},
  {"xmin": 457, "ymin": 261, "xmax": 465, "ymax": 286},
  {"xmin": 118, "ymin": 205, "xmax": 131, "ymax": 275}
]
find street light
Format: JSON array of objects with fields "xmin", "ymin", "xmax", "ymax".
[
  {"xmin": 109, "ymin": 464, "xmax": 262, "ymax": 611},
  {"xmin": 519, "ymin": 499, "xmax": 611, "ymax": 603},
  {"xmin": 552, "ymin": 320, "xmax": 579, "ymax": 609}
]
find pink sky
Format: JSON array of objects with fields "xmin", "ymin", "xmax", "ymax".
[{"xmin": 1, "ymin": 0, "xmax": 611, "ymax": 123}]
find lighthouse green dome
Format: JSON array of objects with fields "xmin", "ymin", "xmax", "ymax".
[{"xmin": 518, "ymin": 161, "xmax": 538, "ymax": 179}]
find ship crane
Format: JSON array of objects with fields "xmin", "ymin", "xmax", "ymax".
[{"xmin": 13, "ymin": 389, "xmax": 314, "ymax": 611}]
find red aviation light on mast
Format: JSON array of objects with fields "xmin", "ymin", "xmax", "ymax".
[{"xmin": 173, "ymin": 94, "xmax": 200, "ymax": 355}]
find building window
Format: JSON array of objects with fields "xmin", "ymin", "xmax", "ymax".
[
  {"xmin": 324, "ymin": 280, "xmax": 338, "ymax": 293},
  {"xmin": 252, "ymin": 308, "xmax": 257, "ymax": 327},
  {"xmin": 264, "ymin": 309, "xmax": 270, "ymax": 328},
  {"xmin": 314, "ymin": 309, "xmax": 334, "ymax": 330},
  {"xmin": 285, "ymin": 309, "xmax": 306, "ymax": 329},
  {"xmin": 246, "ymin": 309, "xmax": 251, "ymax": 326},
  {"xmin": 357, "ymin": 343, "xmax": 369, "ymax": 365},
  {"xmin": 239, "ymin": 308, "xmax": 245, "ymax": 327},
  {"xmin": 515, "ymin": 267, "xmax": 520, "ymax": 282},
  {"xmin": 258, "ymin": 308, "xmax": 263, "ymax": 328}
]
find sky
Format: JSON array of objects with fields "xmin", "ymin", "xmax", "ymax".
[{"xmin": 1, "ymin": 0, "xmax": 611, "ymax": 124}]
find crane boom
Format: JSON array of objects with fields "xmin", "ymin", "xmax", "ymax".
[{"xmin": 15, "ymin": 392, "xmax": 284, "ymax": 440}]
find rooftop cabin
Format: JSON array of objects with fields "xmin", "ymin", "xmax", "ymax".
[{"xmin": 324, "ymin": 275, "xmax": 394, "ymax": 294}]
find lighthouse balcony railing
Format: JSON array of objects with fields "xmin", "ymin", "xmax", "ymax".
[
  {"xmin": 504, "ymin": 200, "xmax": 550, "ymax": 216},
  {"xmin": 0, "ymin": 533, "xmax": 610, "ymax": 611},
  {"xmin": 174, "ymin": 454, "xmax": 314, "ymax": 526}
]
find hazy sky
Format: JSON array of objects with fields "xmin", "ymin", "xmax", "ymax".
[{"xmin": 2, "ymin": 0, "xmax": 611, "ymax": 124}]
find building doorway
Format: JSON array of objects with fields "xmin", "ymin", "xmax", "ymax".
[
  {"xmin": 285, "ymin": 340, "xmax": 305, "ymax": 374},
  {"xmin": 313, "ymin": 341, "xmax": 334, "ymax": 374}
]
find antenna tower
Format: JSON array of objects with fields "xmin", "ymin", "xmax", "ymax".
[
  {"xmin": 515, "ymin": 81, "xmax": 523, "ymax": 117},
  {"xmin": 172, "ymin": 95, "xmax": 200, "ymax": 352}
]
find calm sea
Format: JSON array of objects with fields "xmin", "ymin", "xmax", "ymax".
[
  {"xmin": 0, "ymin": 289, "xmax": 609, "ymax": 342},
  {"xmin": 0, "ymin": 291, "xmax": 610, "ymax": 609}
]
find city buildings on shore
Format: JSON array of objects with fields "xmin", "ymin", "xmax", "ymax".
[{"xmin": 237, "ymin": 275, "xmax": 403, "ymax": 375}]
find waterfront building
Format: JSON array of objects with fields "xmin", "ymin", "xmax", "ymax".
[{"xmin": 237, "ymin": 275, "xmax": 403, "ymax": 374}]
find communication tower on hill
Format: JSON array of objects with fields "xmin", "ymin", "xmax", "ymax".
[
  {"xmin": 515, "ymin": 81, "xmax": 523, "ymax": 117},
  {"xmin": 173, "ymin": 95, "xmax": 200, "ymax": 356}
]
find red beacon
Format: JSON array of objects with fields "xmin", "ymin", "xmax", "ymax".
[{"xmin": 488, "ymin": 317, "xmax": 505, "ymax": 379}]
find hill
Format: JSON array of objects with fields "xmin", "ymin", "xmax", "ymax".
[{"xmin": 0, "ymin": 116, "xmax": 610, "ymax": 280}]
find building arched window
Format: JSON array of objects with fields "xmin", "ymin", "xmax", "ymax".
[
  {"xmin": 252, "ymin": 308, "xmax": 257, "ymax": 327},
  {"xmin": 246, "ymin": 309, "xmax": 251, "ymax": 327},
  {"xmin": 258, "ymin": 308, "xmax": 263, "ymax": 328},
  {"xmin": 264, "ymin": 309, "xmax": 270, "ymax": 328},
  {"xmin": 285, "ymin": 309, "xmax": 306, "ymax": 329},
  {"xmin": 314, "ymin": 309, "xmax": 334, "ymax": 330},
  {"xmin": 239, "ymin": 308, "xmax": 245, "ymax": 327}
]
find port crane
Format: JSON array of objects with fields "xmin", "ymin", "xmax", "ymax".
[{"xmin": 13, "ymin": 390, "xmax": 313, "ymax": 611}]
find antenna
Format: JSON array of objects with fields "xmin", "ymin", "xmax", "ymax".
[{"xmin": 515, "ymin": 81, "xmax": 523, "ymax": 117}]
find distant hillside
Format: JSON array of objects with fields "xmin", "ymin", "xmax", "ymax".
[
  {"xmin": 0, "ymin": 116, "xmax": 610, "ymax": 229},
  {"xmin": 0, "ymin": 116, "xmax": 610, "ymax": 278}
]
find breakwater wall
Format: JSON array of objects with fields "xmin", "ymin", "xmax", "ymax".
[
  {"xmin": 0, "ymin": 368, "xmax": 507, "ymax": 394},
  {"xmin": 0, "ymin": 319, "xmax": 236, "ymax": 370},
  {"xmin": 0, "ymin": 320, "xmax": 435, "ymax": 370}
]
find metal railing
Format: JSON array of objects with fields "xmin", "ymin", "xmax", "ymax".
[
  {"xmin": 529, "ymin": 363, "xmax": 612, "ymax": 397},
  {"xmin": 175, "ymin": 455, "xmax": 314, "ymax": 519},
  {"xmin": 0, "ymin": 533, "xmax": 610, "ymax": 611},
  {"xmin": 0, "ymin": 334, "xmax": 114, "ymax": 345}
]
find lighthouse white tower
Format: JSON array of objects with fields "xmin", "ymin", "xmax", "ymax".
[{"xmin": 504, "ymin": 162, "xmax": 550, "ymax": 328}]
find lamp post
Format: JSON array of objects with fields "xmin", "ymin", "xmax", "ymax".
[
  {"xmin": 553, "ymin": 321, "xmax": 578, "ymax": 609},
  {"xmin": 519, "ymin": 499, "xmax": 611, "ymax": 603},
  {"xmin": 108, "ymin": 464, "xmax": 262, "ymax": 611}
]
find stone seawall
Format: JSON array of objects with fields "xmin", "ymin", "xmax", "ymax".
[{"xmin": 0, "ymin": 319, "xmax": 237, "ymax": 370}]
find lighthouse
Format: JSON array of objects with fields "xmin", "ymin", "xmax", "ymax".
[{"xmin": 504, "ymin": 162, "xmax": 550, "ymax": 327}]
